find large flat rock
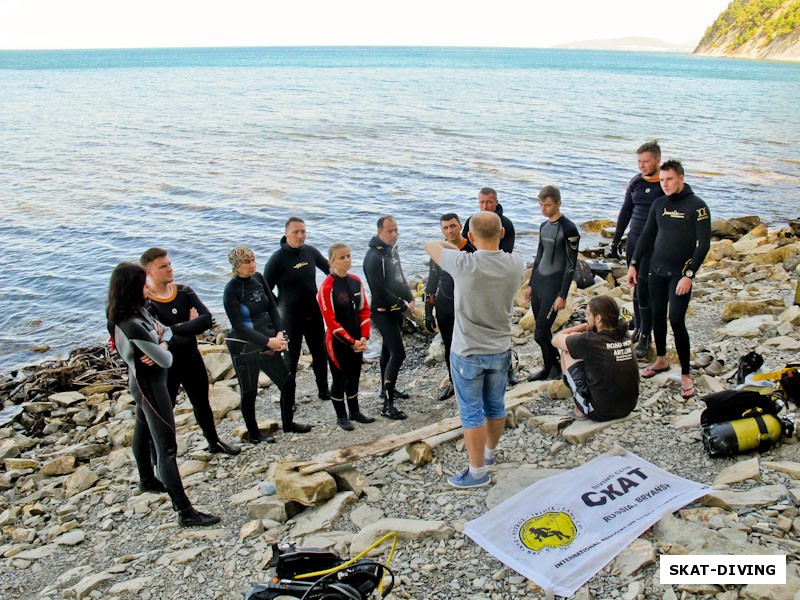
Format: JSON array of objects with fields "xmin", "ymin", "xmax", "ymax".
[
  {"xmin": 701, "ymin": 484, "xmax": 788, "ymax": 510},
  {"xmin": 350, "ymin": 518, "xmax": 454, "ymax": 556},
  {"xmin": 562, "ymin": 413, "xmax": 636, "ymax": 444}
]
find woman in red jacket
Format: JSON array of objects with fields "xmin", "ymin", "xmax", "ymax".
[{"xmin": 317, "ymin": 243, "xmax": 376, "ymax": 430}]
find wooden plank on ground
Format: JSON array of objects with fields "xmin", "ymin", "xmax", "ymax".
[{"xmin": 296, "ymin": 387, "xmax": 547, "ymax": 474}]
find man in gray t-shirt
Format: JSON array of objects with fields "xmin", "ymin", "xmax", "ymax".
[{"xmin": 425, "ymin": 211, "xmax": 524, "ymax": 489}]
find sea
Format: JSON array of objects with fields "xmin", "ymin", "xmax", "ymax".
[{"xmin": 0, "ymin": 46, "xmax": 798, "ymax": 375}]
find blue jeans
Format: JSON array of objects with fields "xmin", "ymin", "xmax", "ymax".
[{"xmin": 450, "ymin": 350, "xmax": 511, "ymax": 429}]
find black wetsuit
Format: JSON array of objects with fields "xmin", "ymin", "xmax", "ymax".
[
  {"xmin": 632, "ymin": 183, "xmax": 711, "ymax": 375},
  {"xmin": 147, "ymin": 284, "xmax": 221, "ymax": 447},
  {"xmin": 263, "ymin": 238, "xmax": 330, "ymax": 395},
  {"xmin": 109, "ymin": 309, "xmax": 190, "ymax": 512},
  {"xmin": 529, "ymin": 215, "xmax": 580, "ymax": 373},
  {"xmin": 613, "ymin": 174, "xmax": 664, "ymax": 336},
  {"xmin": 363, "ymin": 236, "xmax": 413, "ymax": 388},
  {"xmin": 425, "ymin": 238, "xmax": 476, "ymax": 379},
  {"xmin": 222, "ymin": 273, "xmax": 295, "ymax": 433},
  {"xmin": 462, "ymin": 203, "xmax": 515, "ymax": 254}
]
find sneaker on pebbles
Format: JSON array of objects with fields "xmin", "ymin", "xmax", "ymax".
[{"xmin": 447, "ymin": 468, "xmax": 491, "ymax": 489}]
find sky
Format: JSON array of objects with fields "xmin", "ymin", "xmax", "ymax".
[{"xmin": 0, "ymin": 0, "xmax": 732, "ymax": 50}]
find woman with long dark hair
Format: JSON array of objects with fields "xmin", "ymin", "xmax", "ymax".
[
  {"xmin": 223, "ymin": 246, "xmax": 311, "ymax": 443},
  {"xmin": 107, "ymin": 262, "xmax": 220, "ymax": 527}
]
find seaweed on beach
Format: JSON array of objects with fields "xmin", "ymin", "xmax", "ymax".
[{"xmin": 0, "ymin": 344, "xmax": 127, "ymax": 405}]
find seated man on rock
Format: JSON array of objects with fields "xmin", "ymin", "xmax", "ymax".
[{"xmin": 551, "ymin": 295, "xmax": 639, "ymax": 421}]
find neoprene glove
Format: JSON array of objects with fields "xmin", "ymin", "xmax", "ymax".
[
  {"xmin": 606, "ymin": 239, "xmax": 621, "ymax": 259},
  {"xmin": 424, "ymin": 303, "xmax": 437, "ymax": 333}
]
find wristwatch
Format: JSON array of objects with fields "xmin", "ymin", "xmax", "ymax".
[{"xmin": 684, "ymin": 270, "xmax": 695, "ymax": 279}]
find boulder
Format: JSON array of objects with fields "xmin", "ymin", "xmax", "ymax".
[
  {"xmin": 527, "ymin": 414, "xmax": 572, "ymax": 437},
  {"xmin": 778, "ymin": 305, "xmax": 800, "ymax": 326},
  {"xmin": 328, "ymin": 465, "xmax": 369, "ymax": 496},
  {"xmin": 350, "ymin": 518, "xmax": 454, "ymax": 556},
  {"xmin": 581, "ymin": 219, "xmax": 615, "ymax": 233},
  {"xmin": 247, "ymin": 495, "xmax": 303, "ymax": 522},
  {"xmin": 612, "ymin": 538, "xmax": 656, "ymax": 579},
  {"xmin": 49, "ymin": 391, "xmax": 86, "ymax": 407},
  {"xmin": 275, "ymin": 461, "xmax": 337, "ymax": 506},
  {"xmin": 702, "ymin": 484, "xmax": 788, "ymax": 510},
  {"xmin": 716, "ymin": 315, "xmax": 774, "ymax": 338},
  {"xmin": 721, "ymin": 299, "xmax": 784, "ymax": 321},
  {"xmin": 291, "ymin": 491, "xmax": 358, "ymax": 537},
  {"xmin": 562, "ymin": 414, "xmax": 636, "ymax": 445},
  {"xmin": 64, "ymin": 467, "xmax": 99, "ymax": 498},
  {"xmin": 209, "ymin": 385, "xmax": 241, "ymax": 419},
  {"xmin": 713, "ymin": 457, "xmax": 760, "ymax": 486},
  {"xmin": 762, "ymin": 461, "xmax": 800, "ymax": 479},
  {"xmin": 705, "ymin": 239, "xmax": 736, "ymax": 262},
  {"xmin": 203, "ymin": 351, "xmax": 234, "ymax": 383}
]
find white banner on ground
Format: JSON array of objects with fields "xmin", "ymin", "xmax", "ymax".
[{"xmin": 464, "ymin": 449, "xmax": 711, "ymax": 597}]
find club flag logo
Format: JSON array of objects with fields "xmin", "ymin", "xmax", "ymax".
[
  {"xmin": 696, "ymin": 207, "xmax": 709, "ymax": 221},
  {"xmin": 514, "ymin": 510, "xmax": 579, "ymax": 552}
]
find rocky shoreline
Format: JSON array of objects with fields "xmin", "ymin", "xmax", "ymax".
[{"xmin": 1, "ymin": 216, "xmax": 800, "ymax": 600}]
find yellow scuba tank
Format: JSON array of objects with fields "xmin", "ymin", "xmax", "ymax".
[{"xmin": 702, "ymin": 414, "xmax": 791, "ymax": 457}]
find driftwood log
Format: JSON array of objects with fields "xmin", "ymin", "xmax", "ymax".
[{"xmin": 295, "ymin": 382, "xmax": 556, "ymax": 474}]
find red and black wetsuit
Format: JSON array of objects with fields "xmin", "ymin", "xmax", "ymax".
[{"xmin": 317, "ymin": 273, "xmax": 370, "ymax": 410}]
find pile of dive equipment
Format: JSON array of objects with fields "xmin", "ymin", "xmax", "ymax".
[
  {"xmin": 700, "ymin": 354, "xmax": 799, "ymax": 457},
  {"xmin": 245, "ymin": 533, "xmax": 398, "ymax": 599}
]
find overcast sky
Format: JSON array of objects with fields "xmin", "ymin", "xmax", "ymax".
[{"xmin": 0, "ymin": 0, "xmax": 732, "ymax": 50}]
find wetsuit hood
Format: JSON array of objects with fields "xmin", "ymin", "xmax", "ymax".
[
  {"xmin": 667, "ymin": 183, "xmax": 694, "ymax": 201},
  {"xmin": 280, "ymin": 235, "xmax": 303, "ymax": 254},
  {"xmin": 368, "ymin": 235, "xmax": 393, "ymax": 253}
]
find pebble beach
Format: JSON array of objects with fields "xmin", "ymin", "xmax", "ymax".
[{"xmin": 1, "ymin": 216, "xmax": 800, "ymax": 600}]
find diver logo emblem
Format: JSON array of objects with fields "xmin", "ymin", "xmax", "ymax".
[
  {"xmin": 513, "ymin": 510, "xmax": 579, "ymax": 553},
  {"xmin": 293, "ymin": 262, "xmax": 309, "ymax": 269},
  {"xmin": 696, "ymin": 207, "xmax": 709, "ymax": 221}
]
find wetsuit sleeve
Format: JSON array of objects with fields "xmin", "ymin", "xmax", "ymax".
[
  {"xmin": 257, "ymin": 273, "xmax": 284, "ymax": 332},
  {"xmin": 169, "ymin": 286, "xmax": 213, "ymax": 337},
  {"xmin": 120, "ymin": 318, "xmax": 174, "ymax": 368},
  {"xmin": 502, "ymin": 217, "xmax": 515, "ymax": 253},
  {"xmin": 317, "ymin": 276, "xmax": 356, "ymax": 345},
  {"xmin": 631, "ymin": 200, "xmax": 659, "ymax": 265},
  {"xmin": 223, "ymin": 280, "xmax": 270, "ymax": 347},
  {"xmin": 356, "ymin": 276, "xmax": 371, "ymax": 339},
  {"xmin": 425, "ymin": 260, "xmax": 441, "ymax": 297},
  {"xmin": 614, "ymin": 181, "xmax": 635, "ymax": 244},
  {"xmin": 312, "ymin": 246, "xmax": 331, "ymax": 275},
  {"xmin": 262, "ymin": 251, "xmax": 281, "ymax": 295},
  {"xmin": 528, "ymin": 228, "xmax": 545, "ymax": 287},
  {"xmin": 461, "ymin": 218, "xmax": 470, "ymax": 241},
  {"xmin": 558, "ymin": 220, "xmax": 580, "ymax": 300},
  {"xmin": 685, "ymin": 200, "xmax": 712, "ymax": 276}
]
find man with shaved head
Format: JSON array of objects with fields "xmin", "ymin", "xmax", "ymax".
[{"xmin": 425, "ymin": 211, "xmax": 524, "ymax": 489}]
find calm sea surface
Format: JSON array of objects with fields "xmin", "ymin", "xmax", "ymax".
[{"xmin": 1, "ymin": 47, "xmax": 798, "ymax": 374}]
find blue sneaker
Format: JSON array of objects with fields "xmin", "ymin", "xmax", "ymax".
[
  {"xmin": 484, "ymin": 455, "xmax": 495, "ymax": 466},
  {"xmin": 447, "ymin": 468, "xmax": 490, "ymax": 489}
]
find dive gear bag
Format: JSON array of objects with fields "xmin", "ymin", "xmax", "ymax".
[{"xmin": 701, "ymin": 386, "xmax": 793, "ymax": 457}]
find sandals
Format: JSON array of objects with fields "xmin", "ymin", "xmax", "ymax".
[
  {"xmin": 691, "ymin": 351, "xmax": 714, "ymax": 369},
  {"xmin": 642, "ymin": 364, "xmax": 670, "ymax": 379},
  {"xmin": 704, "ymin": 359, "xmax": 725, "ymax": 377},
  {"xmin": 680, "ymin": 384, "xmax": 696, "ymax": 400}
]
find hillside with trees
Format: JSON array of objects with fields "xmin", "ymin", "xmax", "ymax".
[{"xmin": 694, "ymin": 0, "xmax": 800, "ymax": 60}]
